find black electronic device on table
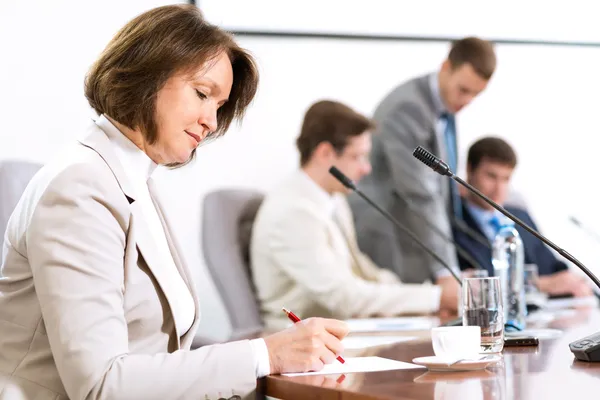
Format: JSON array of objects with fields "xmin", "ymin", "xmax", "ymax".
[
  {"xmin": 412, "ymin": 146, "xmax": 600, "ymax": 362},
  {"xmin": 568, "ymin": 333, "xmax": 600, "ymax": 361},
  {"xmin": 505, "ymin": 336, "xmax": 539, "ymax": 347}
]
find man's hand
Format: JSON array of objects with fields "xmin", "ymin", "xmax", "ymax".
[
  {"xmin": 437, "ymin": 275, "xmax": 460, "ymax": 316},
  {"xmin": 263, "ymin": 318, "xmax": 349, "ymax": 374},
  {"xmin": 538, "ymin": 270, "xmax": 593, "ymax": 297}
]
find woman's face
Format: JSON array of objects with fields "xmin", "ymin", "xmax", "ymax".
[{"xmin": 149, "ymin": 51, "xmax": 233, "ymax": 165}]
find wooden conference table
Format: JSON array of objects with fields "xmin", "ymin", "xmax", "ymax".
[{"xmin": 259, "ymin": 304, "xmax": 600, "ymax": 399}]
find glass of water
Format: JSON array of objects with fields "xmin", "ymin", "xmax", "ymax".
[
  {"xmin": 458, "ymin": 269, "xmax": 489, "ymax": 317},
  {"xmin": 524, "ymin": 264, "xmax": 539, "ymax": 292},
  {"xmin": 524, "ymin": 263, "xmax": 547, "ymax": 309},
  {"xmin": 462, "ymin": 277, "xmax": 504, "ymax": 353}
]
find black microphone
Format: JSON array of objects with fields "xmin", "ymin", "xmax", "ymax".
[
  {"xmin": 570, "ymin": 216, "xmax": 600, "ymax": 244},
  {"xmin": 329, "ymin": 166, "xmax": 462, "ymax": 285},
  {"xmin": 413, "ymin": 145, "xmax": 600, "ymax": 362},
  {"xmin": 391, "ymin": 191, "xmax": 487, "ymax": 271}
]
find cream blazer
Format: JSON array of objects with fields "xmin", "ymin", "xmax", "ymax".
[
  {"xmin": 0, "ymin": 121, "xmax": 257, "ymax": 400},
  {"xmin": 250, "ymin": 171, "xmax": 441, "ymax": 331}
]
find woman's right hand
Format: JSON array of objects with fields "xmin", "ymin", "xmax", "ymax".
[{"xmin": 263, "ymin": 317, "xmax": 348, "ymax": 374}]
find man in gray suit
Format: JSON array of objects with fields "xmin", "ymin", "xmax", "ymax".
[{"xmin": 350, "ymin": 37, "xmax": 496, "ymax": 286}]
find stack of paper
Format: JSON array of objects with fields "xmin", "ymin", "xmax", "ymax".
[
  {"xmin": 345, "ymin": 316, "xmax": 438, "ymax": 333},
  {"xmin": 341, "ymin": 335, "xmax": 416, "ymax": 349},
  {"xmin": 545, "ymin": 295, "xmax": 598, "ymax": 310},
  {"xmin": 282, "ymin": 356, "xmax": 424, "ymax": 376}
]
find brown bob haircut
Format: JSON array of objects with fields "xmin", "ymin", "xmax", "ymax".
[
  {"xmin": 296, "ymin": 100, "xmax": 375, "ymax": 166},
  {"xmin": 448, "ymin": 37, "xmax": 497, "ymax": 80},
  {"xmin": 84, "ymin": 4, "xmax": 259, "ymax": 164},
  {"xmin": 467, "ymin": 136, "xmax": 518, "ymax": 171}
]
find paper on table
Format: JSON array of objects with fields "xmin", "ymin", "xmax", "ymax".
[
  {"xmin": 545, "ymin": 295, "xmax": 598, "ymax": 310},
  {"xmin": 283, "ymin": 356, "xmax": 424, "ymax": 377},
  {"xmin": 342, "ymin": 335, "xmax": 416, "ymax": 349},
  {"xmin": 345, "ymin": 316, "xmax": 438, "ymax": 333}
]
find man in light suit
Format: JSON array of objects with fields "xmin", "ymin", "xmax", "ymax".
[
  {"xmin": 251, "ymin": 100, "xmax": 458, "ymax": 331},
  {"xmin": 350, "ymin": 37, "xmax": 497, "ymax": 285}
]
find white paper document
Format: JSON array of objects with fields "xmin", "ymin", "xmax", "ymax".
[
  {"xmin": 283, "ymin": 356, "xmax": 424, "ymax": 376},
  {"xmin": 345, "ymin": 316, "xmax": 438, "ymax": 333},
  {"xmin": 341, "ymin": 335, "xmax": 416, "ymax": 349},
  {"xmin": 545, "ymin": 295, "xmax": 598, "ymax": 310}
]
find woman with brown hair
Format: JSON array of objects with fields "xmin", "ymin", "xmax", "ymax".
[{"xmin": 0, "ymin": 5, "xmax": 347, "ymax": 399}]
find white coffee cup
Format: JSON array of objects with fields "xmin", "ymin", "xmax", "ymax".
[{"xmin": 431, "ymin": 326, "xmax": 481, "ymax": 362}]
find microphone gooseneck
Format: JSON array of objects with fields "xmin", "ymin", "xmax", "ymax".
[{"xmin": 329, "ymin": 166, "xmax": 462, "ymax": 285}]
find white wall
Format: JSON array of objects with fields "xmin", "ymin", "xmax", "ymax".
[
  {"xmin": 2, "ymin": 1, "xmax": 600, "ymax": 342},
  {"xmin": 200, "ymin": 0, "xmax": 600, "ymax": 44}
]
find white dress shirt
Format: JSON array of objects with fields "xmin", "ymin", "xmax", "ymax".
[{"xmin": 99, "ymin": 116, "xmax": 270, "ymax": 377}]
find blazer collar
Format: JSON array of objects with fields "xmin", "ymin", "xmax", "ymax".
[
  {"xmin": 428, "ymin": 71, "xmax": 449, "ymax": 117},
  {"xmin": 78, "ymin": 117, "xmax": 200, "ymax": 348},
  {"xmin": 293, "ymin": 170, "xmax": 339, "ymax": 217},
  {"xmin": 78, "ymin": 116, "xmax": 138, "ymax": 203}
]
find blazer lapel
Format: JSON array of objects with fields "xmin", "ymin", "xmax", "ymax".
[
  {"xmin": 79, "ymin": 121, "xmax": 136, "ymax": 202},
  {"xmin": 461, "ymin": 203, "xmax": 489, "ymax": 242},
  {"xmin": 129, "ymin": 202, "xmax": 186, "ymax": 348},
  {"xmin": 331, "ymin": 203, "xmax": 380, "ymax": 281},
  {"xmin": 459, "ymin": 203, "xmax": 495, "ymax": 271},
  {"xmin": 417, "ymin": 76, "xmax": 449, "ymax": 205},
  {"xmin": 79, "ymin": 119, "xmax": 194, "ymax": 348}
]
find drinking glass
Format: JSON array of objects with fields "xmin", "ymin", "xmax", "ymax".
[
  {"xmin": 462, "ymin": 277, "xmax": 504, "ymax": 353},
  {"xmin": 458, "ymin": 269, "xmax": 489, "ymax": 317},
  {"xmin": 524, "ymin": 263, "xmax": 547, "ymax": 311}
]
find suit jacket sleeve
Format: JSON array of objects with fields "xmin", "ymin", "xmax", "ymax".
[
  {"xmin": 26, "ymin": 165, "xmax": 257, "ymax": 400},
  {"xmin": 267, "ymin": 204, "xmax": 441, "ymax": 319},
  {"xmin": 520, "ymin": 211, "xmax": 568, "ymax": 275},
  {"xmin": 377, "ymin": 103, "xmax": 459, "ymax": 277},
  {"xmin": 358, "ymin": 252, "xmax": 404, "ymax": 284}
]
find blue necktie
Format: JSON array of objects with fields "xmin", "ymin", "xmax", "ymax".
[
  {"xmin": 442, "ymin": 113, "xmax": 461, "ymax": 219},
  {"xmin": 489, "ymin": 215, "xmax": 503, "ymax": 240}
]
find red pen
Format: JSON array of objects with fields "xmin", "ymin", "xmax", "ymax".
[{"xmin": 282, "ymin": 307, "xmax": 345, "ymax": 364}]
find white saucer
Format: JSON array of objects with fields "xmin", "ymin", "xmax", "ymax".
[{"xmin": 411, "ymin": 355, "xmax": 501, "ymax": 372}]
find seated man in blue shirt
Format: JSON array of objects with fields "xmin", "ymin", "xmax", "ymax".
[{"xmin": 454, "ymin": 136, "xmax": 593, "ymax": 297}]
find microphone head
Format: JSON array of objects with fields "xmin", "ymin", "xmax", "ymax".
[
  {"xmin": 329, "ymin": 166, "xmax": 357, "ymax": 190},
  {"xmin": 412, "ymin": 146, "xmax": 452, "ymax": 176}
]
